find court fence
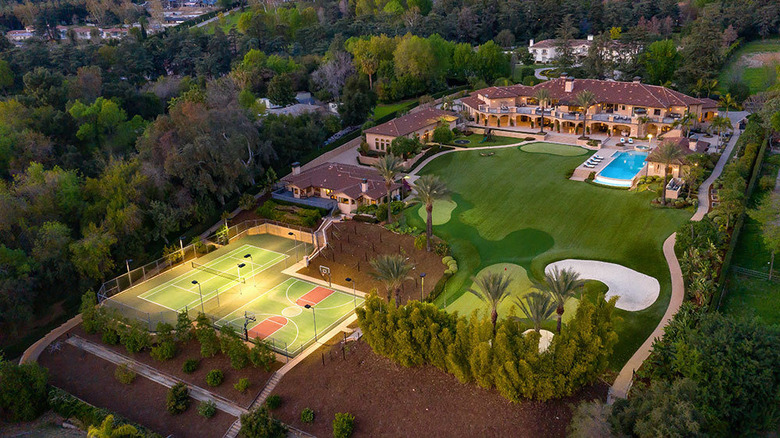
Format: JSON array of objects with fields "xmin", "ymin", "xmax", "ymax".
[{"xmin": 95, "ymin": 218, "xmax": 346, "ymax": 358}]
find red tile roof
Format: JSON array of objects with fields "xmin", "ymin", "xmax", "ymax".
[
  {"xmin": 647, "ymin": 137, "xmax": 708, "ymax": 164},
  {"xmin": 282, "ymin": 163, "xmax": 401, "ymax": 200},
  {"xmin": 364, "ymin": 108, "xmax": 454, "ymax": 137},
  {"xmin": 530, "ymin": 38, "xmax": 591, "ymax": 49},
  {"xmin": 460, "ymin": 95, "xmax": 485, "ymax": 110}
]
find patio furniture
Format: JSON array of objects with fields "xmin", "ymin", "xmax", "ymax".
[
  {"xmin": 620, "ymin": 138, "xmax": 626, "ymax": 144},
  {"xmin": 584, "ymin": 163, "xmax": 595, "ymax": 168},
  {"xmin": 628, "ymin": 138, "xmax": 634, "ymax": 144}
]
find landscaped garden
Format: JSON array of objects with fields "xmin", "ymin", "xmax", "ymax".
[
  {"xmin": 718, "ymin": 37, "xmax": 780, "ymax": 95},
  {"xmin": 404, "ymin": 143, "xmax": 692, "ymax": 369},
  {"xmin": 448, "ymin": 133, "xmax": 523, "ymax": 147}
]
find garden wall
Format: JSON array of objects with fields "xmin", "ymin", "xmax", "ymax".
[{"xmin": 468, "ymin": 126, "xmax": 547, "ymax": 141}]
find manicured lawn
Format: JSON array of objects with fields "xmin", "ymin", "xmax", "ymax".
[
  {"xmin": 449, "ymin": 133, "xmax": 523, "ymax": 147},
  {"xmin": 721, "ymin": 273, "xmax": 780, "ymax": 325},
  {"xmin": 373, "ymin": 100, "xmax": 417, "ymax": 120},
  {"xmin": 718, "ymin": 38, "xmax": 780, "ymax": 95},
  {"xmin": 405, "ymin": 143, "xmax": 692, "ymax": 369},
  {"xmin": 520, "ymin": 142, "xmax": 589, "ymax": 156},
  {"xmin": 203, "ymin": 10, "xmax": 241, "ymax": 34}
]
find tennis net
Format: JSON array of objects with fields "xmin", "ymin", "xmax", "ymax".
[{"xmin": 191, "ymin": 261, "xmax": 246, "ymax": 284}]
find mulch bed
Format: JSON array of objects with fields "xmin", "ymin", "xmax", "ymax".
[
  {"xmin": 38, "ymin": 342, "xmax": 236, "ymax": 438},
  {"xmin": 69, "ymin": 324, "xmax": 281, "ymax": 408},
  {"xmin": 271, "ymin": 338, "xmax": 608, "ymax": 437},
  {"xmin": 297, "ymin": 221, "xmax": 446, "ymax": 303}
]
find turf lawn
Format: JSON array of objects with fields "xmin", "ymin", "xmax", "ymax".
[
  {"xmin": 373, "ymin": 100, "xmax": 417, "ymax": 120},
  {"xmin": 204, "ymin": 11, "xmax": 241, "ymax": 34},
  {"xmin": 718, "ymin": 38, "xmax": 780, "ymax": 95},
  {"xmin": 720, "ymin": 153, "xmax": 780, "ymax": 324},
  {"xmin": 405, "ymin": 142, "xmax": 692, "ymax": 369},
  {"xmin": 449, "ymin": 133, "xmax": 523, "ymax": 147}
]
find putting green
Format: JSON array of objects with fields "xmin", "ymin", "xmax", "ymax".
[
  {"xmin": 445, "ymin": 263, "xmax": 578, "ymax": 324},
  {"xmin": 520, "ymin": 142, "xmax": 588, "ymax": 156},
  {"xmin": 417, "ymin": 199, "xmax": 457, "ymax": 225}
]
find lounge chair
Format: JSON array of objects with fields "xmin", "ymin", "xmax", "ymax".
[
  {"xmin": 584, "ymin": 163, "xmax": 596, "ymax": 168},
  {"xmin": 628, "ymin": 138, "xmax": 634, "ymax": 144},
  {"xmin": 620, "ymin": 137, "xmax": 626, "ymax": 144}
]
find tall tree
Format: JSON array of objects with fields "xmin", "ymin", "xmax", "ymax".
[
  {"xmin": 533, "ymin": 267, "xmax": 583, "ymax": 333},
  {"xmin": 410, "ymin": 175, "xmax": 449, "ymax": 252},
  {"xmin": 87, "ymin": 415, "xmax": 138, "ymax": 438},
  {"xmin": 534, "ymin": 88, "xmax": 551, "ymax": 134},
  {"xmin": 370, "ymin": 254, "xmax": 413, "ymax": 305},
  {"xmin": 312, "ymin": 51, "xmax": 355, "ymax": 102},
  {"xmin": 554, "ymin": 15, "xmax": 577, "ymax": 72},
  {"xmin": 719, "ymin": 93, "xmax": 737, "ymax": 119},
  {"xmin": 517, "ymin": 291, "xmax": 556, "ymax": 333},
  {"xmin": 468, "ymin": 271, "xmax": 513, "ymax": 332},
  {"xmin": 372, "ymin": 154, "xmax": 403, "ymax": 224},
  {"xmin": 642, "ymin": 39, "xmax": 678, "ymax": 85},
  {"xmin": 266, "ymin": 74, "xmax": 296, "ymax": 106},
  {"xmin": 338, "ymin": 75, "xmax": 376, "ymax": 127},
  {"xmin": 574, "ymin": 90, "xmax": 596, "ymax": 137}
]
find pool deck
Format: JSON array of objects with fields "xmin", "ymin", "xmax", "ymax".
[{"xmin": 570, "ymin": 148, "xmax": 622, "ymax": 181}]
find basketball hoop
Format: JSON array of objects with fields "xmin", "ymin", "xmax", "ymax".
[
  {"xmin": 243, "ymin": 311, "xmax": 256, "ymax": 341},
  {"xmin": 319, "ymin": 265, "xmax": 332, "ymax": 287}
]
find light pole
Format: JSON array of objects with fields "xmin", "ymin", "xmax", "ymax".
[
  {"xmin": 126, "ymin": 259, "xmax": 133, "ymax": 287},
  {"xmin": 288, "ymin": 231, "xmax": 298, "ymax": 262},
  {"xmin": 192, "ymin": 280, "xmax": 205, "ymax": 314},
  {"xmin": 304, "ymin": 304, "xmax": 317, "ymax": 342},
  {"xmin": 244, "ymin": 254, "xmax": 255, "ymax": 287},
  {"xmin": 179, "ymin": 236, "xmax": 185, "ymax": 259},
  {"xmin": 346, "ymin": 277, "xmax": 356, "ymax": 307},
  {"xmin": 237, "ymin": 263, "xmax": 246, "ymax": 296},
  {"xmin": 648, "ymin": 133, "xmax": 653, "ymax": 148},
  {"xmin": 420, "ymin": 272, "xmax": 426, "ymax": 302}
]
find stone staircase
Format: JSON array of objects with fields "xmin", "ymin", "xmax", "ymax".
[
  {"xmin": 222, "ymin": 419, "xmax": 242, "ymax": 438},
  {"xmin": 251, "ymin": 372, "xmax": 282, "ymax": 409}
]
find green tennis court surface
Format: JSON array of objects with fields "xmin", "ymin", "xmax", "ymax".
[
  {"xmin": 218, "ymin": 278, "xmax": 363, "ymax": 355},
  {"xmin": 139, "ymin": 244, "xmax": 287, "ymax": 312}
]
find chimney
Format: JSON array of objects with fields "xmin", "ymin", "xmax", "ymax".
[
  {"xmin": 361, "ymin": 178, "xmax": 368, "ymax": 193},
  {"xmin": 564, "ymin": 75, "xmax": 574, "ymax": 93},
  {"xmin": 587, "ymin": 34, "xmax": 594, "ymax": 41},
  {"xmin": 529, "ymin": 39, "xmax": 534, "ymax": 47},
  {"xmin": 632, "ymin": 76, "xmax": 641, "ymax": 84},
  {"xmin": 292, "ymin": 162, "xmax": 301, "ymax": 175}
]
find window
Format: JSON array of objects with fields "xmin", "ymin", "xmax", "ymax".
[
  {"xmin": 654, "ymin": 109, "xmax": 661, "ymax": 115},
  {"xmin": 621, "ymin": 105, "xmax": 626, "ymax": 110}
]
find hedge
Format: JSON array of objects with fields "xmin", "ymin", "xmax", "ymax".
[{"xmin": 48, "ymin": 387, "xmax": 162, "ymax": 437}]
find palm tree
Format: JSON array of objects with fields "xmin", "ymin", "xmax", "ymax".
[
  {"xmin": 672, "ymin": 112, "xmax": 695, "ymax": 138},
  {"xmin": 370, "ymin": 253, "xmax": 413, "ymax": 305},
  {"xmin": 87, "ymin": 415, "xmax": 138, "ymax": 438},
  {"xmin": 468, "ymin": 271, "xmax": 513, "ymax": 332},
  {"xmin": 534, "ymin": 88, "xmax": 551, "ymax": 134},
  {"xmin": 516, "ymin": 291, "xmax": 556, "ymax": 333},
  {"xmin": 710, "ymin": 115, "xmax": 733, "ymax": 146},
  {"xmin": 719, "ymin": 93, "xmax": 737, "ymax": 119},
  {"xmin": 533, "ymin": 267, "xmax": 584, "ymax": 334},
  {"xmin": 410, "ymin": 175, "xmax": 449, "ymax": 252},
  {"xmin": 649, "ymin": 140, "xmax": 685, "ymax": 205},
  {"xmin": 574, "ymin": 90, "xmax": 596, "ymax": 138},
  {"xmin": 704, "ymin": 79, "xmax": 719, "ymax": 99},
  {"xmin": 372, "ymin": 154, "xmax": 404, "ymax": 224}
]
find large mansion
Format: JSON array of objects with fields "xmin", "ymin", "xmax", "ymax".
[
  {"xmin": 461, "ymin": 76, "xmax": 718, "ymax": 138},
  {"xmin": 364, "ymin": 108, "xmax": 457, "ymax": 153}
]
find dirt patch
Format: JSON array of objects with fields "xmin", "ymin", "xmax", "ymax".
[
  {"xmin": 70, "ymin": 324, "xmax": 281, "ymax": 408},
  {"xmin": 740, "ymin": 52, "xmax": 780, "ymax": 68},
  {"xmin": 38, "ymin": 343, "xmax": 236, "ymax": 438},
  {"xmin": 271, "ymin": 337, "xmax": 608, "ymax": 437},
  {"xmin": 297, "ymin": 221, "xmax": 446, "ymax": 303},
  {"xmin": 0, "ymin": 411, "xmax": 84, "ymax": 438}
]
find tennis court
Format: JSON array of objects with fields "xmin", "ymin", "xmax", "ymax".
[
  {"xmin": 218, "ymin": 278, "xmax": 362, "ymax": 356},
  {"xmin": 138, "ymin": 244, "xmax": 287, "ymax": 313}
]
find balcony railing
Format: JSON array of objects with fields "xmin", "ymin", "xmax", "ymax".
[{"xmin": 475, "ymin": 105, "xmax": 678, "ymax": 126}]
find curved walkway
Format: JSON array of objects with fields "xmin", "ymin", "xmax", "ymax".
[
  {"xmin": 546, "ymin": 260, "xmax": 660, "ymax": 311},
  {"xmin": 609, "ymin": 116, "xmax": 746, "ymax": 402}
]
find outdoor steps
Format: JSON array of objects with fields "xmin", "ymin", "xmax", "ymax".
[
  {"xmin": 251, "ymin": 372, "xmax": 283, "ymax": 410},
  {"xmin": 223, "ymin": 419, "xmax": 242, "ymax": 438}
]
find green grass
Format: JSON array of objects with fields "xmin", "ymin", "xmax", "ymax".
[
  {"xmin": 520, "ymin": 142, "xmax": 589, "ymax": 156},
  {"xmin": 405, "ymin": 143, "xmax": 691, "ymax": 369},
  {"xmin": 718, "ymin": 38, "xmax": 780, "ymax": 95},
  {"xmin": 372, "ymin": 100, "xmax": 417, "ymax": 120},
  {"xmin": 203, "ymin": 11, "xmax": 241, "ymax": 34},
  {"xmin": 721, "ymin": 274, "xmax": 780, "ymax": 325},
  {"xmin": 449, "ymin": 133, "xmax": 522, "ymax": 147},
  {"xmin": 417, "ymin": 199, "xmax": 457, "ymax": 225}
]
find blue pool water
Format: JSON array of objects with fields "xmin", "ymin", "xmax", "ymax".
[{"xmin": 595, "ymin": 151, "xmax": 648, "ymax": 187}]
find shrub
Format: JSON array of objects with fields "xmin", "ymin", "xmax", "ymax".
[
  {"xmin": 206, "ymin": 369, "xmax": 224, "ymax": 387},
  {"xmin": 248, "ymin": 341, "xmax": 275, "ymax": 371},
  {"xmin": 300, "ymin": 407, "xmax": 315, "ymax": 423},
  {"xmin": 265, "ymin": 394, "xmax": 282, "ymax": 410},
  {"xmin": 0, "ymin": 360, "xmax": 49, "ymax": 422},
  {"xmin": 434, "ymin": 241, "xmax": 450, "ymax": 256},
  {"xmin": 587, "ymin": 171, "xmax": 596, "ymax": 181},
  {"xmin": 150, "ymin": 342, "xmax": 177, "ymax": 362},
  {"xmin": 117, "ymin": 319, "xmax": 152, "ymax": 354},
  {"xmin": 239, "ymin": 193, "xmax": 256, "ymax": 211},
  {"xmin": 414, "ymin": 234, "xmax": 426, "ymax": 250},
  {"xmin": 524, "ymin": 137, "xmax": 536, "ymax": 141},
  {"xmin": 759, "ymin": 174, "xmax": 775, "ymax": 192},
  {"xmin": 195, "ymin": 313, "xmax": 220, "ymax": 358},
  {"xmin": 182, "ymin": 358, "xmax": 200, "ymax": 374},
  {"xmin": 227, "ymin": 339, "xmax": 250, "ymax": 370},
  {"xmin": 432, "ymin": 126, "xmax": 454, "ymax": 144},
  {"xmin": 239, "ymin": 406, "xmax": 287, "ymax": 438},
  {"xmin": 166, "ymin": 383, "xmax": 190, "ymax": 415},
  {"xmin": 234, "ymin": 378, "xmax": 250, "ymax": 393},
  {"xmin": 102, "ymin": 327, "xmax": 120, "ymax": 345},
  {"xmin": 198, "ymin": 400, "xmax": 217, "ymax": 419},
  {"xmin": 175, "ymin": 310, "xmax": 193, "ymax": 342},
  {"xmin": 332, "ymin": 412, "xmax": 355, "ymax": 438},
  {"xmin": 114, "ymin": 364, "xmax": 136, "ymax": 385}
]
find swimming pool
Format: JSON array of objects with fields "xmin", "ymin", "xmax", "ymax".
[{"xmin": 595, "ymin": 151, "xmax": 648, "ymax": 187}]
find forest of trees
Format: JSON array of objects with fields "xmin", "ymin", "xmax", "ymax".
[{"xmin": 0, "ymin": 0, "xmax": 778, "ymax": 350}]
